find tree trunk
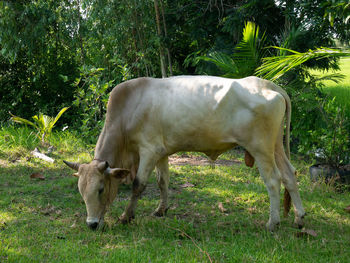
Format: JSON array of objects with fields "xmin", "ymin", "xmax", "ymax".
[
  {"xmin": 133, "ymin": 0, "xmax": 149, "ymax": 77},
  {"xmin": 76, "ymin": 0, "xmax": 85, "ymax": 63},
  {"xmin": 154, "ymin": 0, "xmax": 167, "ymax": 78},
  {"xmin": 160, "ymin": 0, "xmax": 172, "ymax": 76}
]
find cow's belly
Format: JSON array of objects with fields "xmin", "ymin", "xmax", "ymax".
[{"xmin": 155, "ymin": 113, "xmax": 244, "ymax": 156}]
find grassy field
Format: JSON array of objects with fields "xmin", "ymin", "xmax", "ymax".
[
  {"xmin": 1, "ymin": 127, "xmax": 350, "ymax": 263},
  {"xmin": 313, "ymin": 57, "xmax": 350, "ymax": 110}
]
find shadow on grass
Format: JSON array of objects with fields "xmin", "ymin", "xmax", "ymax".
[{"xmin": 1, "ymin": 159, "xmax": 350, "ymax": 262}]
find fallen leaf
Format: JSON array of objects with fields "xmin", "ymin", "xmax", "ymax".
[
  {"xmin": 345, "ymin": 205, "xmax": 350, "ymax": 213},
  {"xmin": 180, "ymin": 182, "xmax": 194, "ymax": 188},
  {"xmin": 296, "ymin": 228, "xmax": 317, "ymax": 238},
  {"xmin": 30, "ymin": 173, "xmax": 45, "ymax": 180},
  {"xmin": 218, "ymin": 202, "xmax": 228, "ymax": 213}
]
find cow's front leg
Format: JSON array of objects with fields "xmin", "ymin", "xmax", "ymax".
[
  {"xmin": 120, "ymin": 153, "xmax": 156, "ymax": 224},
  {"xmin": 153, "ymin": 156, "xmax": 170, "ymax": 217}
]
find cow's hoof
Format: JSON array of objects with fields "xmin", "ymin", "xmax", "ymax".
[
  {"xmin": 293, "ymin": 215, "xmax": 305, "ymax": 229},
  {"xmin": 119, "ymin": 213, "xmax": 135, "ymax": 224},
  {"xmin": 152, "ymin": 207, "xmax": 169, "ymax": 217},
  {"xmin": 266, "ymin": 221, "xmax": 280, "ymax": 232}
]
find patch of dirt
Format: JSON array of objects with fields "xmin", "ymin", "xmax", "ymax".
[{"xmin": 168, "ymin": 154, "xmax": 241, "ymax": 167}]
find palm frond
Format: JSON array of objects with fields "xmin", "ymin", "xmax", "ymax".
[
  {"xmin": 256, "ymin": 47, "xmax": 350, "ymax": 80},
  {"xmin": 313, "ymin": 73, "xmax": 345, "ymax": 84},
  {"xmin": 48, "ymin": 107, "xmax": 69, "ymax": 133},
  {"xmin": 233, "ymin": 21, "xmax": 267, "ymax": 76},
  {"xmin": 10, "ymin": 113, "xmax": 38, "ymax": 130},
  {"xmin": 234, "ymin": 21, "xmax": 267, "ymax": 62},
  {"xmin": 197, "ymin": 52, "xmax": 238, "ymax": 76},
  {"xmin": 196, "ymin": 21, "xmax": 267, "ymax": 78}
]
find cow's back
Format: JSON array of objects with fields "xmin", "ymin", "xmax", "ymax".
[{"xmin": 105, "ymin": 76, "xmax": 285, "ymax": 156}]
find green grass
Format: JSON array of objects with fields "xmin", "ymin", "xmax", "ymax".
[
  {"xmin": 1, "ymin": 127, "xmax": 350, "ymax": 262},
  {"xmin": 311, "ymin": 57, "xmax": 350, "ymax": 111}
]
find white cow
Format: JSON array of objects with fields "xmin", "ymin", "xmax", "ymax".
[{"xmin": 64, "ymin": 76, "xmax": 305, "ymax": 231}]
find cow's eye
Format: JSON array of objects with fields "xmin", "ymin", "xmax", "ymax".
[{"xmin": 98, "ymin": 187, "xmax": 104, "ymax": 195}]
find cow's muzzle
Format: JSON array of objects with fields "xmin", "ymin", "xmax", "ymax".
[
  {"xmin": 87, "ymin": 221, "xmax": 99, "ymax": 230},
  {"xmin": 86, "ymin": 217, "xmax": 104, "ymax": 230}
]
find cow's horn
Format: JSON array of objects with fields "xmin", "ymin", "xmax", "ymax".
[{"xmin": 63, "ymin": 160, "xmax": 80, "ymax": 171}]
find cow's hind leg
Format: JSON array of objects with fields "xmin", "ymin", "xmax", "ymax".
[
  {"xmin": 120, "ymin": 152, "xmax": 157, "ymax": 224},
  {"xmin": 275, "ymin": 145, "xmax": 305, "ymax": 228},
  {"xmin": 153, "ymin": 156, "xmax": 170, "ymax": 217},
  {"xmin": 254, "ymin": 153, "xmax": 282, "ymax": 231}
]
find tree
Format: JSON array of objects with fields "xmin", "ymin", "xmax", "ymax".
[{"xmin": 0, "ymin": 1, "xmax": 81, "ymax": 121}]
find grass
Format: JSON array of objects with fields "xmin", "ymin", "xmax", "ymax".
[
  {"xmin": 311, "ymin": 57, "xmax": 350, "ymax": 111},
  {"xmin": 1, "ymin": 126, "xmax": 350, "ymax": 262}
]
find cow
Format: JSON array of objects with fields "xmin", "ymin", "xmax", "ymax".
[{"xmin": 64, "ymin": 75, "xmax": 305, "ymax": 231}]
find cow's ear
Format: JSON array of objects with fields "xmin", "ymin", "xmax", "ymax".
[
  {"xmin": 97, "ymin": 161, "xmax": 109, "ymax": 173},
  {"xmin": 105, "ymin": 168, "xmax": 130, "ymax": 179},
  {"xmin": 73, "ymin": 172, "xmax": 80, "ymax": 177}
]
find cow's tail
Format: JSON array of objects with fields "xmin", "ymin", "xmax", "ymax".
[
  {"xmin": 283, "ymin": 92, "xmax": 292, "ymax": 217},
  {"xmin": 272, "ymin": 83, "xmax": 292, "ymax": 217}
]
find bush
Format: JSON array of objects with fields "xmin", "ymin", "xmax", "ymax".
[{"xmin": 291, "ymin": 83, "xmax": 350, "ymax": 167}]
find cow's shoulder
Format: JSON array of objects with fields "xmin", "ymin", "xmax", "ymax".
[
  {"xmin": 110, "ymin": 77, "xmax": 151, "ymax": 99},
  {"xmin": 107, "ymin": 78, "xmax": 155, "ymax": 111}
]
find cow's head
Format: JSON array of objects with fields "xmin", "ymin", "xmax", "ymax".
[{"xmin": 63, "ymin": 160, "xmax": 129, "ymax": 230}]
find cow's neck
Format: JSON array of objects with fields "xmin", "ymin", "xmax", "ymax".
[
  {"xmin": 93, "ymin": 124, "xmax": 131, "ymax": 169},
  {"xmin": 93, "ymin": 126, "xmax": 119, "ymax": 167},
  {"xmin": 94, "ymin": 145, "xmax": 117, "ymax": 168}
]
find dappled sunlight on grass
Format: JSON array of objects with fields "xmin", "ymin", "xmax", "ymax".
[
  {"xmin": 0, "ymin": 211, "xmax": 16, "ymax": 225},
  {"xmin": 1, "ymin": 136, "xmax": 350, "ymax": 262},
  {"xmin": 310, "ymin": 57, "xmax": 350, "ymax": 116}
]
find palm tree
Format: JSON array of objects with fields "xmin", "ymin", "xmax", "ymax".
[{"xmin": 197, "ymin": 21, "xmax": 267, "ymax": 78}]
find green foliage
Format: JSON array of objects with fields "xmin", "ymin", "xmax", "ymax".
[
  {"xmin": 198, "ymin": 22, "xmax": 267, "ymax": 78},
  {"xmin": 291, "ymin": 83, "xmax": 350, "ymax": 167},
  {"xmin": 256, "ymin": 47, "xmax": 350, "ymax": 80},
  {"xmin": 323, "ymin": 0, "xmax": 350, "ymax": 27},
  {"xmin": 0, "ymin": 1, "xmax": 80, "ymax": 122},
  {"xmin": 309, "ymin": 98, "xmax": 350, "ymax": 167},
  {"xmin": 0, "ymin": 0, "xmax": 349, "ymax": 136},
  {"xmin": 10, "ymin": 107, "xmax": 69, "ymax": 144},
  {"xmin": 72, "ymin": 67, "xmax": 114, "ymax": 141}
]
